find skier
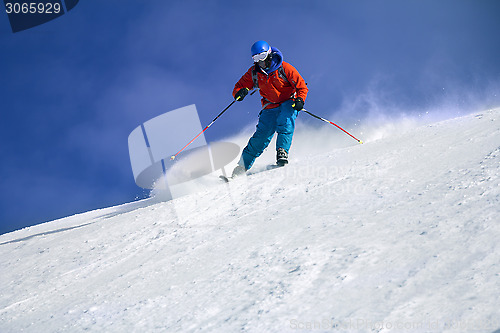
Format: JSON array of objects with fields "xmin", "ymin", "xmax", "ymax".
[{"xmin": 231, "ymin": 40, "xmax": 308, "ymax": 177}]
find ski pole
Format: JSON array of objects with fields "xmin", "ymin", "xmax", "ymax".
[
  {"xmin": 302, "ymin": 109, "xmax": 363, "ymax": 144},
  {"xmin": 170, "ymin": 89, "xmax": 257, "ymax": 160}
]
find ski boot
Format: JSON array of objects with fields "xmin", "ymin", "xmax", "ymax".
[
  {"xmin": 276, "ymin": 148, "xmax": 288, "ymax": 167},
  {"xmin": 231, "ymin": 164, "xmax": 247, "ymax": 178}
]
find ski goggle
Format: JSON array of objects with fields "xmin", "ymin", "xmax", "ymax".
[{"xmin": 252, "ymin": 48, "xmax": 271, "ymax": 63}]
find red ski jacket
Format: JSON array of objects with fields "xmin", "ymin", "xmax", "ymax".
[{"xmin": 233, "ymin": 61, "xmax": 308, "ymax": 109}]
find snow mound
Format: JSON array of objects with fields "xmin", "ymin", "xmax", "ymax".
[{"xmin": 1, "ymin": 109, "xmax": 499, "ymax": 333}]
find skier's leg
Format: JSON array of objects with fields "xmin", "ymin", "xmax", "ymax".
[
  {"xmin": 276, "ymin": 100, "xmax": 299, "ymax": 153},
  {"xmin": 240, "ymin": 108, "xmax": 278, "ymax": 170}
]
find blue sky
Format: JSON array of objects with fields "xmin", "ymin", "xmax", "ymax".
[{"xmin": 1, "ymin": 0, "xmax": 499, "ymax": 235}]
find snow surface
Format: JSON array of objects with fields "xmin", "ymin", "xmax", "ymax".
[{"xmin": 1, "ymin": 109, "xmax": 499, "ymax": 333}]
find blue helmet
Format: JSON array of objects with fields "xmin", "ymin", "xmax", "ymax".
[{"xmin": 251, "ymin": 40, "xmax": 270, "ymax": 56}]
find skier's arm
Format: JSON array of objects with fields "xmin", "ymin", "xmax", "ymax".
[
  {"xmin": 283, "ymin": 62, "xmax": 308, "ymax": 102},
  {"xmin": 232, "ymin": 67, "xmax": 255, "ymax": 99}
]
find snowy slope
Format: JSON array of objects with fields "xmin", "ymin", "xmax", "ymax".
[{"xmin": 1, "ymin": 109, "xmax": 499, "ymax": 333}]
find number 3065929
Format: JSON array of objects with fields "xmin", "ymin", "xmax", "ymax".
[{"xmin": 5, "ymin": 2, "xmax": 62, "ymax": 14}]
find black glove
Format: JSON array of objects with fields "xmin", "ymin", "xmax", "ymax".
[
  {"xmin": 292, "ymin": 97, "xmax": 304, "ymax": 111},
  {"xmin": 235, "ymin": 88, "xmax": 249, "ymax": 101}
]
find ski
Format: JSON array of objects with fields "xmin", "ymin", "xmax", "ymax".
[
  {"xmin": 221, "ymin": 163, "xmax": 285, "ymax": 182},
  {"xmin": 219, "ymin": 175, "xmax": 232, "ymax": 183},
  {"xmin": 266, "ymin": 164, "xmax": 286, "ymax": 171}
]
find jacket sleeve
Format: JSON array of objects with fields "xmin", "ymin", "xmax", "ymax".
[
  {"xmin": 282, "ymin": 62, "xmax": 308, "ymax": 101},
  {"xmin": 232, "ymin": 67, "xmax": 255, "ymax": 98}
]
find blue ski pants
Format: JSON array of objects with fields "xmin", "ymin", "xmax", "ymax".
[{"xmin": 240, "ymin": 100, "xmax": 298, "ymax": 170}]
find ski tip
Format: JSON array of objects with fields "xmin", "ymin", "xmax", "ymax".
[{"xmin": 359, "ymin": 140, "xmax": 364, "ymax": 144}]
